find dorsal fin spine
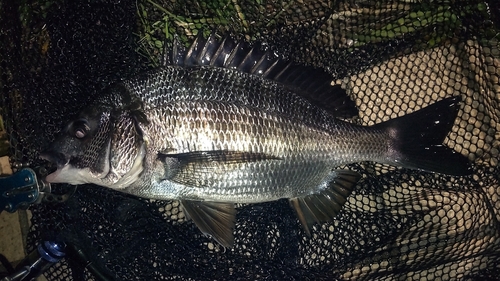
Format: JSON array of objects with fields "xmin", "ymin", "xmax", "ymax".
[
  {"xmin": 250, "ymin": 51, "xmax": 271, "ymax": 75},
  {"xmin": 196, "ymin": 36, "xmax": 210, "ymax": 65},
  {"xmin": 238, "ymin": 45, "xmax": 258, "ymax": 72},
  {"xmin": 224, "ymin": 41, "xmax": 242, "ymax": 68},
  {"xmin": 273, "ymin": 61, "xmax": 294, "ymax": 81},
  {"xmin": 261, "ymin": 58, "xmax": 280, "ymax": 78},
  {"xmin": 184, "ymin": 36, "xmax": 197, "ymax": 65},
  {"xmin": 211, "ymin": 35, "xmax": 230, "ymax": 66}
]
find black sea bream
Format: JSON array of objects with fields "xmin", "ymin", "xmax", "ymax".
[{"xmin": 41, "ymin": 34, "xmax": 472, "ymax": 247}]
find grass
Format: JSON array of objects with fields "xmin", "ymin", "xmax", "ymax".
[
  {"xmin": 134, "ymin": 0, "xmax": 307, "ymax": 66},
  {"xmin": 331, "ymin": 1, "xmax": 496, "ymax": 51},
  {"xmin": 135, "ymin": 0, "xmax": 236, "ymax": 67}
]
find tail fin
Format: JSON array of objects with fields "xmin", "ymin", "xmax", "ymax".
[{"xmin": 376, "ymin": 96, "xmax": 472, "ymax": 176}]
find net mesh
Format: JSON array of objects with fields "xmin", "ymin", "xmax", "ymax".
[{"xmin": 1, "ymin": 0, "xmax": 499, "ymax": 280}]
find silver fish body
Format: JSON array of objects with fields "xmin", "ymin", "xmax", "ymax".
[
  {"xmin": 122, "ymin": 66, "xmax": 386, "ymax": 203},
  {"xmin": 41, "ymin": 34, "xmax": 472, "ymax": 247}
]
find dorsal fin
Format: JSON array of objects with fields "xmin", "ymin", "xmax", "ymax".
[{"xmin": 163, "ymin": 31, "xmax": 358, "ymax": 118}]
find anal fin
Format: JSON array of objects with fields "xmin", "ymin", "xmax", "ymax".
[
  {"xmin": 181, "ymin": 200, "xmax": 236, "ymax": 248},
  {"xmin": 289, "ymin": 170, "xmax": 361, "ymax": 236}
]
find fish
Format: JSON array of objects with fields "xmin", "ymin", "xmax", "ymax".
[{"xmin": 40, "ymin": 33, "xmax": 472, "ymax": 248}]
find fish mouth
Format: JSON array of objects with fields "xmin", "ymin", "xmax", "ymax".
[
  {"xmin": 39, "ymin": 141, "xmax": 113, "ymax": 185},
  {"xmin": 39, "ymin": 151, "xmax": 70, "ymax": 183}
]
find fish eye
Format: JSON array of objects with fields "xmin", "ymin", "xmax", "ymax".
[
  {"xmin": 71, "ymin": 119, "xmax": 91, "ymax": 139},
  {"xmin": 75, "ymin": 128, "xmax": 86, "ymax": 139}
]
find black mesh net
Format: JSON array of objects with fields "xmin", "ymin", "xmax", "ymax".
[{"xmin": 1, "ymin": 0, "xmax": 499, "ymax": 280}]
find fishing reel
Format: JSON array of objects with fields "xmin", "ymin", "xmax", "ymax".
[
  {"xmin": 0, "ymin": 164, "xmax": 75, "ymax": 281},
  {"xmin": 0, "ymin": 165, "xmax": 75, "ymax": 214}
]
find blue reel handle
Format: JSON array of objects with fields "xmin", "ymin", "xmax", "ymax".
[{"xmin": 0, "ymin": 168, "xmax": 39, "ymax": 213}]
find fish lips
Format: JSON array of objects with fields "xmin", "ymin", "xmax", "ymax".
[{"xmin": 40, "ymin": 151, "xmax": 73, "ymax": 184}]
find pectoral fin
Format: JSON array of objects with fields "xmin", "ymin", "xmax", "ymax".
[
  {"xmin": 289, "ymin": 170, "xmax": 361, "ymax": 236},
  {"xmin": 159, "ymin": 150, "xmax": 280, "ymax": 187},
  {"xmin": 181, "ymin": 200, "xmax": 236, "ymax": 248},
  {"xmin": 159, "ymin": 150, "xmax": 280, "ymax": 164}
]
